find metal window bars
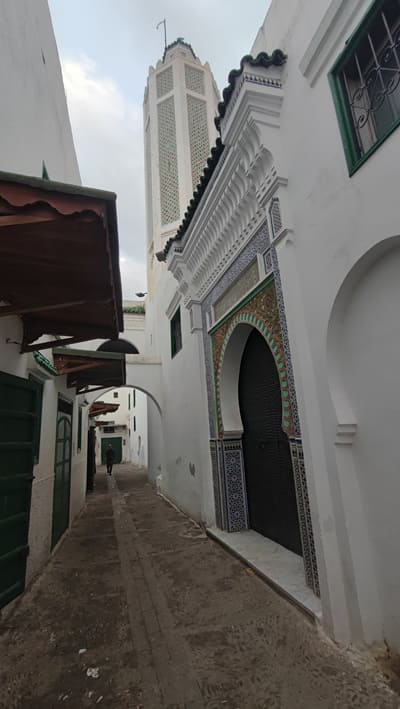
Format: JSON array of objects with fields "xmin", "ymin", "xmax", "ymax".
[{"xmin": 342, "ymin": 4, "xmax": 400, "ymax": 155}]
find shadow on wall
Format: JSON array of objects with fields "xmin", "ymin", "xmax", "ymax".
[{"xmin": 326, "ymin": 234, "xmax": 400, "ymax": 651}]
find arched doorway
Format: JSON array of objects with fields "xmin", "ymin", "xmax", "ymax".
[{"xmin": 239, "ymin": 329, "xmax": 302, "ymax": 555}]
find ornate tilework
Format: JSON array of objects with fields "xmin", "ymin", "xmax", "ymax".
[
  {"xmin": 199, "ymin": 218, "xmax": 319, "ymax": 596},
  {"xmin": 214, "ymin": 259, "xmax": 259, "ymax": 322},
  {"xmin": 290, "ymin": 439, "xmax": 320, "ymax": 595},
  {"xmin": 211, "ymin": 281, "xmax": 294, "ymax": 437},
  {"xmin": 223, "ymin": 439, "xmax": 249, "ymax": 532},
  {"xmin": 210, "ymin": 439, "xmax": 227, "ymax": 530},
  {"xmin": 271, "ymin": 244, "xmax": 301, "ymax": 437},
  {"xmin": 202, "ymin": 222, "xmax": 269, "ymax": 439}
]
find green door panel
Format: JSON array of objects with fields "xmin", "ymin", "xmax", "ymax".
[
  {"xmin": 101, "ymin": 437, "xmax": 122, "ymax": 464},
  {"xmin": 52, "ymin": 403, "xmax": 73, "ymax": 549},
  {"xmin": 0, "ymin": 371, "xmax": 36, "ymax": 609}
]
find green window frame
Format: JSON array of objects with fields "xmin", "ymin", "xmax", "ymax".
[
  {"xmin": 133, "ymin": 389, "xmax": 136, "ymax": 408},
  {"xmin": 133, "ymin": 416, "xmax": 136, "ymax": 432},
  {"xmin": 29, "ymin": 375, "xmax": 44, "ymax": 463},
  {"xmin": 329, "ymin": 0, "xmax": 400, "ymax": 175},
  {"xmin": 128, "ymin": 393, "xmax": 131, "ymax": 410},
  {"xmin": 77, "ymin": 406, "xmax": 83, "ymax": 451},
  {"xmin": 170, "ymin": 307, "xmax": 182, "ymax": 358}
]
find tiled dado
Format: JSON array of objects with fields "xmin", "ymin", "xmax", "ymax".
[{"xmin": 210, "ymin": 437, "xmax": 248, "ymax": 533}]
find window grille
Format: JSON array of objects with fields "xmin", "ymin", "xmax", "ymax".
[
  {"xmin": 269, "ymin": 198, "xmax": 283, "ymax": 238},
  {"xmin": 330, "ymin": 0, "xmax": 400, "ymax": 173},
  {"xmin": 158, "ymin": 97, "xmax": 180, "ymax": 225},
  {"xmin": 170, "ymin": 307, "xmax": 182, "ymax": 358},
  {"xmin": 187, "ymin": 95, "xmax": 210, "ymax": 191}
]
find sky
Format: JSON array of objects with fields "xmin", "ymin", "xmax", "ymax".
[{"xmin": 48, "ymin": 0, "xmax": 271, "ymax": 298}]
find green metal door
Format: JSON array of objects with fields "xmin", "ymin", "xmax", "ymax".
[
  {"xmin": 101, "ymin": 437, "xmax": 122, "ymax": 464},
  {"xmin": 0, "ymin": 371, "xmax": 36, "ymax": 609},
  {"xmin": 52, "ymin": 398, "xmax": 73, "ymax": 549}
]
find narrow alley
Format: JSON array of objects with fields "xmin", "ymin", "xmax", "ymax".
[{"xmin": 0, "ymin": 466, "xmax": 398, "ymax": 709}]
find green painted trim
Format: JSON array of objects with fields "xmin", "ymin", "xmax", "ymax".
[
  {"xmin": 209, "ymin": 274, "xmax": 274, "ymax": 335},
  {"xmin": 33, "ymin": 351, "xmax": 58, "ymax": 376},
  {"xmin": 329, "ymin": 0, "xmax": 399, "ymax": 175},
  {"xmin": 123, "ymin": 306, "xmax": 145, "ymax": 314},
  {"xmin": 29, "ymin": 374, "xmax": 44, "ymax": 464}
]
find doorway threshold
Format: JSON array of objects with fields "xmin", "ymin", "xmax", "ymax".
[{"xmin": 207, "ymin": 527, "xmax": 322, "ymax": 622}]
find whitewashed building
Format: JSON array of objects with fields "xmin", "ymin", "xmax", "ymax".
[
  {"xmin": 151, "ymin": 0, "xmax": 400, "ymax": 653},
  {"xmin": 0, "ymin": 0, "xmax": 123, "ymax": 610}
]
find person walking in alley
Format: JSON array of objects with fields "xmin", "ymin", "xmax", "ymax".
[{"xmin": 106, "ymin": 444, "xmax": 115, "ymax": 476}]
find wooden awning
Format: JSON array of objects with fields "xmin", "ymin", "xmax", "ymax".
[
  {"xmin": 89, "ymin": 402, "xmax": 120, "ymax": 418},
  {"xmin": 53, "ymin": 347, "xmax": 125, "ymax": 393},
  {"xmin": 0, "ymin": 171, "xmax": 123, "ymax": 352}
]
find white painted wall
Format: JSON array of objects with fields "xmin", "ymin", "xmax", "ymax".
[
  {"xmin": 248, "ymin": 0, "xmax": 400, "ymax": 649},
  {"xmin": 145, "ymin": 271, "xmax": 213, "ymax": 522},
  {"xmin": 0, "ymin": 0, "xmax": 80, "ymax": 183},
  {"xmin": 0, "ymin": 0, "xmax": 84, "ymax": 588}
]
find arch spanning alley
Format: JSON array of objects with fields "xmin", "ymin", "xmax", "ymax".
[{"xmin": 97, "ymin": 338, "xmax": 139, "ymax": 354}]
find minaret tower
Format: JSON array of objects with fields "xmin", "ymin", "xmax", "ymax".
[{"xmin": 143, "ymin": 38, "xmax": 219, "ymax": 295}]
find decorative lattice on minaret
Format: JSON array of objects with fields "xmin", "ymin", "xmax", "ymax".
[
  {"xmin": 187, "ymin": 95, "xmax": 209, "ymax": 191},
  {"xmin": 156, "ymin": 66, "xmax": 173, "ymax": 99},
  {"xmin": 158, "ymin": 96, "xmax": 180, "ymax": 225},
  {"xmin": 185, "ymin": 64, "xmax": 205, "ymax": 95}
]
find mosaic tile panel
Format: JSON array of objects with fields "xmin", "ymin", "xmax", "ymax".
[
  {"xmin": 214, "ymin": 259, "xmax": 259, "ymax": 322},
  {"xmin": 290, "ymin": 439, "xmax": 320, "ymax": 595},
  {"xmin": 223, "ymin": 439, "xmax": 249, "ymax": 532},
  {"xmin": 199, "ymin": 218, "xmax": 319, "ymax": 596},
  {"xmin": 210, "ymin": 439, "xmax": 227, "ymax": 530},
  {"xmin": 271, "ymin": 244, "xmax": 301, "ymax": 436},
  {"xmin": 211, "ymin": 280, "xmax": 294, "ymax": 438}
]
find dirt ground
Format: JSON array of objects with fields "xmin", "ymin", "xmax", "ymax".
[{"xmin": 0, "ymin": 465, "xmax": 398, "ymax": 709}]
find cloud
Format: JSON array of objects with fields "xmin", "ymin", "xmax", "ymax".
[
  {"xmin": 61, "ymin": 54, "xmax": 147, "ymax": 297},
  {"xmin": 119, "ymin": 256, "xmax": 147, "ymax": 297}
]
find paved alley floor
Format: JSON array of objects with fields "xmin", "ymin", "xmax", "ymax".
[{"xmin": 0, "ymin": 465, "xmax": 399, "ymax": 709}]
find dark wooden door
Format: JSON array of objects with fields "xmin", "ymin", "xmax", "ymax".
[
  {"xmin": 0, "ymin": 371, "xmax": 36, "ymax": 608},
  {"xmin": 239, "ymin": 329, "xmax": 302, "ymax": 555},
  {"xmin": 52, "ymin": 398, "xmax": 72, "ymax": 548}
]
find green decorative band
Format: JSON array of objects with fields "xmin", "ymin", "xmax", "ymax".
[
  {"xmin": 122, "ymin": 306, "xmax": 145, "ymax": 314},
  {"xmin": 33, "ymin": 351, "xmax": 58, "ymax": 376}
]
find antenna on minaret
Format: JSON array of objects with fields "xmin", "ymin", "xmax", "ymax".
[{"xmin": 156, "ymin": 19, "xmax": 167, "ymax": 53}]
